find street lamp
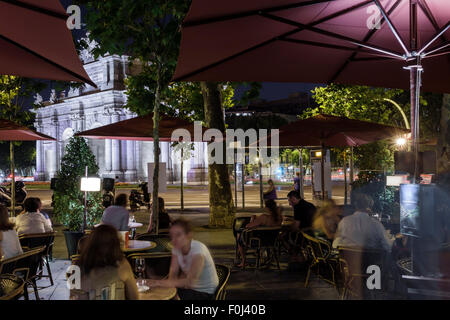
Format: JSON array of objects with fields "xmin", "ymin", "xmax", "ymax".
[
  {"xmin": 80, "ymin": 166, "xmax": 101, "ymax": 233},
  {"xmin": 396, "ymin": 137, "xmax": 407, "ymax": 148}
]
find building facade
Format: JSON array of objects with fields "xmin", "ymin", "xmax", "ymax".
[{"xmin": 33, "ymin": 47, "xmax": 207, "ymax": 183}]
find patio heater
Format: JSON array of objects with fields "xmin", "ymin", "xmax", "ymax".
[{"xmin": 80, "ymin": 166, "xmax": 101, "ymax": 233}]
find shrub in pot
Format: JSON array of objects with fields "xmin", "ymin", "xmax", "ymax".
[{"xmin": 53, "ymin": 136, "xmax": 103, "ymax": 259}]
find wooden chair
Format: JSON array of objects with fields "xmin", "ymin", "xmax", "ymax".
[
  {"xmin": 241, "ymin": 227, "xmax": 282, "ymax": 270},
  {"xmin": 232, "ymin": 217, "xmax": 252, "ymax": 261},
  {"xmin": 19, "ymin": 232, "xmax": 56, "ymax": 286},
  {"xmin": 214, "ymin": 264, "xmax": 230, "ymax": 300},
  {"xmin": 0, "ymin": 274, "xmax": 25, "ymax": 300},
  {"xmin": 337, "ymin": 246, "xmax": 388, "ymax": 300},
  {"xmin": 302, "ymin": 232, "xmax": 339, "ymax": 289},
  {"xmin": 127, "ymin": 252, "xmax": 172, "ymax": 279},
  {"xmin": 0, "ymin": 246, "xmax": 46, "ymax": 300}
]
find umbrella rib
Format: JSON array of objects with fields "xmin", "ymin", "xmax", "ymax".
[
  {"xmin": 419, "ymin": 22, "xmax": 450, "ymax": 55},
  {"xmin": 372, "ymin": 0, "xmax": 410, "ymax": 56},
  {"xmin": 0, "ymin": 34, "xmax": 97, "ymax": 88},
  {"xmin": 329, "ymin": 0, "xmax": 402, "ymax": 82},
  {"xmin": 182, "ymin": 0, "xmax": 334, "ymax": 28},
  {"xmin": 0, "ymin": 0, "xmax": 68, "ymax": 20},
  {"xmin": 173, "ymin": 0, "xmax": 377, "ymax": 81},
  {"xmin": 417, "ymin": 0, "xmax": 448, "ymax": 43},
  {"xmin": 261, "ymin": 13, "xmax": 404, "ymax": 59}
]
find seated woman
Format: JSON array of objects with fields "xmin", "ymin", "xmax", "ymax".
[
  {"xmin": 236, "ymin": 199, "xmax": 283, "ymax": 268},
  {"xmin": 147, "ymin": 197, "xmax": 173, "ymax": 233},
  {"xmin": 0, "ymin": 205, "xmax": 23, "ymax": 259},
  {"xmin": 71, "ymin": 224, "xmax": 138, "ymax": 300},
  {"xmin": 148, "ymin": 219, "xmax": 219, "ymax": 300}
]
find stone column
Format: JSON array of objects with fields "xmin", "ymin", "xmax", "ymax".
[
  {"xmin": 123, "ymin": 112, "xmax": 136, "ymax": 181},
  {"xmin": 34, "ymin": 123, "xmax": 46, "ymax": 181},
  {"xmin": 187, "ymin": 142, "xmax": 208, "ymax": 185},
  {"xmin": 110, "ymin": 111, "xmax": 123, "ymax": 180},
  {"xmin": 102, "ymin": 109, "xmax": 113, "ymax": 177}
]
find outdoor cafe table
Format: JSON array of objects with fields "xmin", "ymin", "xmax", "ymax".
[
  {"xmin": 122, "ymin": 240, "xmax": 156, "ymax": 253},
  {"xmin": 137, "ymin": 279, "xmax": 177, "ymax": 300}
]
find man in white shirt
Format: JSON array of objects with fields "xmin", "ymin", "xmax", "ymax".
[
  {"xmin": 101, "ymin": 194, "xmax": 130, "ymax": 231},
  {"xmin": 333, "ymin": 194, "xmax": 393, "ymax": 252},
  {"xmin": 16, "ymin": 197, "xmax": 53, "ymax": 235}
]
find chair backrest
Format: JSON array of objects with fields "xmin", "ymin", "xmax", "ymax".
[
  {"xmin": 135, "ymin": 233, "xmax": 172, "ymax": 253},
  {"xmin": 243, "ymin": 227, "xmax": 281, "ymax": 248},
  {"xmin": 301, "ymin": 232, "xmax": 332, "ymax": 261},
  {"xmin": 232, "ymin": 217, "xmax": 252, "ymax": 238},
  {"xmin": 0, "ymin": 274, "xmax": 25, "ymax": 300},
  {"xmin": 0, "ymin": 246, "xmax": 46, "ymax": 280},
  {"xmin": 71, "ymin": 254, "xmax": 80, "ymax": 265},
  {"xmin": 338, "ymin": 247, "xmax": 387, "ymax": 277},
  {"xmin": 214, "ymin": 264, "xmax": 230, "ymax": 300},
  {"xmin": 19, "ymin": 232, "xmax": 55, "ymax": 256},
  {"xmin": 127, "ymin": 252, "xmax": 172, "ymax": 279}
]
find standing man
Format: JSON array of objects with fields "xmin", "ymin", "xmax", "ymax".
[{"xmin": 293, "ymin": 172, "xmax": 301, "ymax": 192}]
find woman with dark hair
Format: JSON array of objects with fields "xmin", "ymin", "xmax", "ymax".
[
  {"xmin": 235, "ymin": 199, "xmax": 283, "ymax": 268},
  {"xmin": 71, "ymin": 224, "xmax": 138, "ymax": 300},
  {"xmin": 0, "ymin": 205, "xmax": 23, "ymax": 259},
  {"xmin": 148, "ymin": 219, "xmax": 218, "ymax": 300},
  {"xmin": 148, "ymin": 197, "xmax": 173, "ymax": 232}
]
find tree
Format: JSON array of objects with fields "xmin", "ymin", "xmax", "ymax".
[
  {"xmin": 53, "ymin": 136, "xmax": 103, "ymax": 231},
  {"xmin": 201, "ymin": 82, "xmax": 235, "ymax": 227},
  {"xmin": 77, "ymin": 0, "xmax": 191, "ymax": 229},
  {"xmin": 0, "ymin": 76, "xmax": 46, "ymax": 213},
  {"xmin": 437, "ymin": 94, "xmax": 450, "ymax": 175}
]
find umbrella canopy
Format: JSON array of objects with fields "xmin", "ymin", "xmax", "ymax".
[
  {"xmin": 0, "ymin": 118, "xmax": 55, "ymax": 141},
  {"xmin": 75, "ymin": 114, "xmax": 208, "ymax": 142},
  {"xmin": 275, "ymin": 114, "xmax": 410, "ymax": 147},
  {"xmin": 174, "ymin": 0, "xmax": 449, "ymax": 180},
  {"xmin": 173, "ymin": 0, "xmax": 449, "ymax": 92},
  {"xmin": 0, "ymin": 0, "xmax": 95, "ymax": 87}
]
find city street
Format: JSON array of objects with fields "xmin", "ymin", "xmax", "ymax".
[{"xmin": 28, "ymin": 183, "xmax": 349, "ymax": 210}]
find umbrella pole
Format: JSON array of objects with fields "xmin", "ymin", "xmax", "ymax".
[
  {"xmin": 234, "ymin": 153, "xmax": 237, "ymax": 208},
  {"xmin": 10, "ymin": 142, "xmax": 15, "ymax": 217},
  {"xmin": 259, "ymin": 159, "xmax": 263, "ymax": 208},
  {"xmin": 321, "ymin": 143, "xmax": 325, "ymax": 201},
  {"xmin": 344, "ymin": 149, "xmax": 347, "ymax": 205},
  {"xmin": 242, "ymin": 162, "xmax": 245, "ymax": 209},
  {"xmin": 181, "ymin": 148, "xmax": 184, "ymax": 211},
  {"xmin": 409, "ymin": 58, "xmax": 423, "ymax": 184},
  {"xmin": 299, "ymin": 148, "xmax": 304, "ymax": 199},
  {"xmin": 350, "ymin": 147, "xmax": 354, "ymax": 204}
]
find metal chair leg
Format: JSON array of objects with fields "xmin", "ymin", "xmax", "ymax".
[
  {"xmin": 31, "ymin": 279, "xmax": 40, "ymax": 300},
  {"xmin": 45, "ymin": 256, "xmax": 54, "ymax": 286},
  {"xmin": 305, "ymin": 266, "xmax": 312, "ymax": 288}
]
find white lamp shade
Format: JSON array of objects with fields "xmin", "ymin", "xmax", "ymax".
[{"xmin": 80, "ymin": 177, "xmax": 101, "ymax": 192}]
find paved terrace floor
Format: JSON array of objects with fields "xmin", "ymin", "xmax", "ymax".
[{"xmin": 26, "ymin": 208, "xmax": 342, "ymax": 300}]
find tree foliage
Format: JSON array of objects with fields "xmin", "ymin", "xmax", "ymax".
[{"xmin": 53, "ymin": 136, "xmax": 103, "ymax": 231}]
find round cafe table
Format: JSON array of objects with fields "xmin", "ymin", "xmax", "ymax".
[
  {"xmin": 122, "ymin": 240, "xmax": 156, "ymax": 253},
  {"xmin": 137, "ymin": 279, "xmax": 177, "ymax": 300}
]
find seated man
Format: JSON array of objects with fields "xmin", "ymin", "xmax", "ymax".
[
  {"xmin": 280, "ymin": 191, "xmax": 316, "ymax": 260},
  {"xmin": 101, "ymin": 194, "xmax": 130, "ymax": 232},
  {"xmin": 332, "ymin": 193, "xmax": 393, "ymax": 251},
  {"xmin": 16, "ymin": 197, "xmax": 53, "ymax": 235}
]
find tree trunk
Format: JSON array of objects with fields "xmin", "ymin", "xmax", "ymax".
[
  {"xmin": 10, "ymin": 141, "xmax": 15, "ymax": 216},
  {"xmin": 201, "ymin": 81, "xmax": 235, "ymax": 228},
  {"xmin": 437, "ymin": 94, "xmax": 450, "ymax": 175},
  {"xmin": 149, "ymin": 64, "xmax": 162, "ymax": 234}
]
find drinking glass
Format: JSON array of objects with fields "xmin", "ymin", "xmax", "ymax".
[{"xmin": 135, "ymin": 258, "xmax": 145, "ymax": 279}]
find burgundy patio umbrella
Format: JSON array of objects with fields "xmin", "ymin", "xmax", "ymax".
[
  {"xmin": 0, "ymin": 0, "xmax": 96, "ymax": 87},
  {"xmin": 75, "ymin": 113, "xmax": 208, "ymax": 142},
  {"xmin": 0, "ymin": 119, "xmax": 56, "ymax": 141},
  {"xmin": 76, "ymin": 113, "xmax": 209, "ymax": 234},
  {"xmin": 173, "ymin": 0, "xmax": 450, "ymax": 182},
  {"xmin": 0, "ymin": 118, "xmax": 55, "ymax": 214},
  {"xmin": 251, "ymin": 114, "xmax": 409, "ymax": 201}
]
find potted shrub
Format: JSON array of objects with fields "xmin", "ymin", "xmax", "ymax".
[{"xmin": 53, "ymin": 136, "xmax": 103, "ymax": 259}]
